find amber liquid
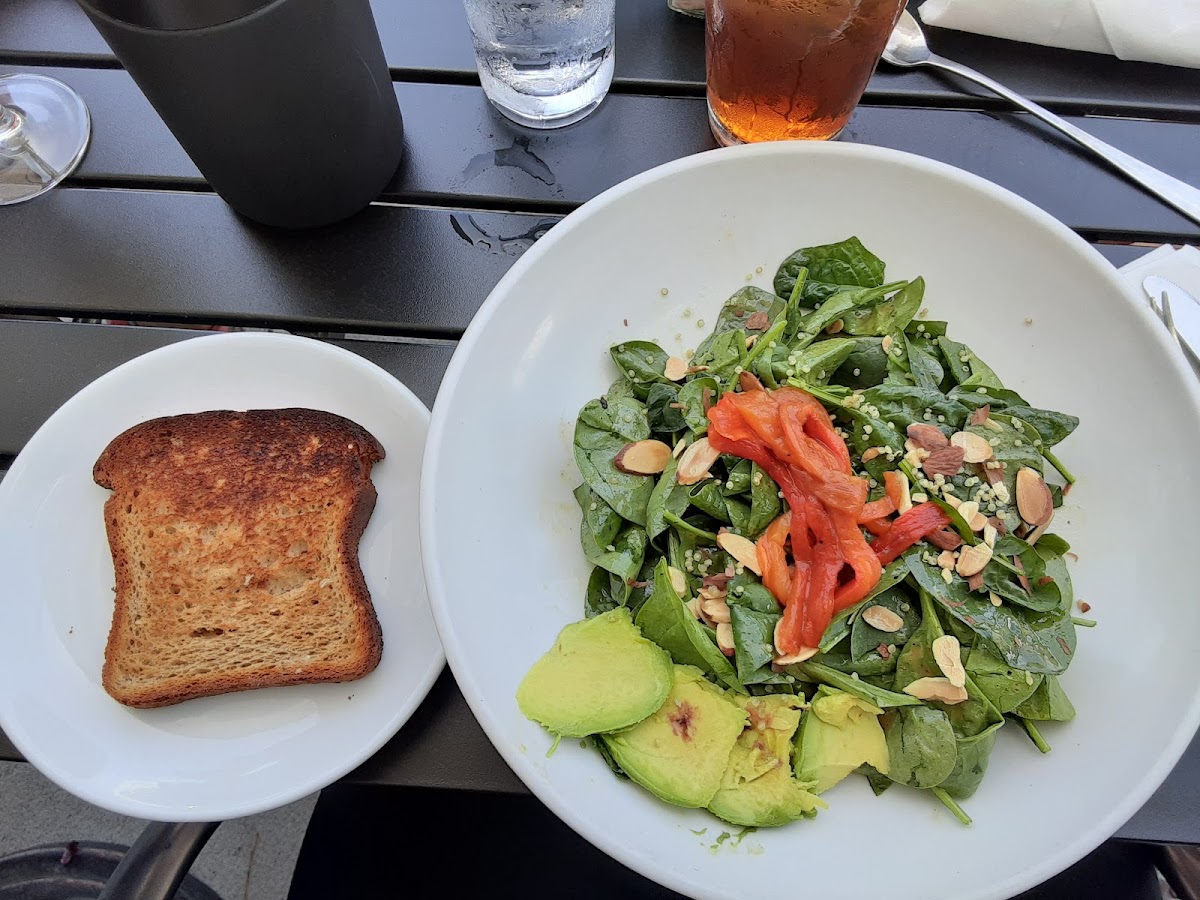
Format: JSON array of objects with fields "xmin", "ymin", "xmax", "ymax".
[{"xmin": 705, "ymin": 0, "xmax": 906, "ymax": 143}]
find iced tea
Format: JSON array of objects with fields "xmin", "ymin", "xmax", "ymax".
[{"xmin": 705, "ymin": 0, "xmax": 906, "ymax": 144}]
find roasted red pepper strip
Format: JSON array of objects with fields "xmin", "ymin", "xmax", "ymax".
[{"xmin": 869, "ymin": 502, "xmax": 952, "ymax": 565}]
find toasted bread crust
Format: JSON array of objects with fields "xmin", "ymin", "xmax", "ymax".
[{"xmin": 94, "ymin": 409, "xmax": 385, "ymax": 708}]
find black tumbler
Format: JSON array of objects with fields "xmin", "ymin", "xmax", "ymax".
[{"xmin": 75, "ymin": 0, "xmax": 404, "ymax": 228}]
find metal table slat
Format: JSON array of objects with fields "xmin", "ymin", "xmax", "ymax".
[
  {"xmin": 4, "ymin": 0, "xmax": 1200, "ymax": 120},
  {"xmin": 10, "ymin": 64, "xmax": 1198, "ymax": 239},
  {"xmin": 0, "ymin": 189, "xmax": 543, "ymax": 336},
  {"xmin": 0, "ymin": 189, "xmax": 1180, "ymax": 336}
]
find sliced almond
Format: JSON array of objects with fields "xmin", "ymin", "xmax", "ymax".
[
  {"xmin": 891, "ymin": 475, "xmax": 911, "ymax": 516},
  {"xmin": 676, "ymin": 437, "xmax": 721, "ymax": 485},
  {"xmin": 881, "ymin": 335, "xmax": 894, "ymax": 353},
  {"xmin": 686, "ymin": 597, "xmax": 704, "ymax": 620},
  {"xmin": 992, "ymin": 481, "xmax": 1011, "ymax": 505},
  {"xmin": 921, "ymin": 445, "xmax": 965, "ymax": 479},
  {"xmin": 983, "ymin": 523, "xmax": 998, "ymax": 548},
  {"xmin": 951, "ymin": 431, "xmax": 994, "ymax": 463},
  {"xmin": 989, "ymin": 592, "xmax": 1003, "ymax": 607},
  {"xmin": 956, "ymin": 542, "xmax": 994, "ymax": 577},
  {"xmin": 1016, "ymin": 467, "xmax": 1054, "ymax": 527},
  {"xmin": 663, "ymin": 356, "xmax": 688, "ymax": 382},
  {"xmin": 906, "ymin": 423, "xmax": 949, "ymax": 451},
  {"xmin": 941, "ymin": 493, "xmax": 962, "ymax": 509},
  {"xmin": 861, "ymin": 447, "xmax": 882, "ymax": 463},
  {"xmin": 861, "ymin": 605, "xmax": 904, "ymax": 633},
  {"xmin": 716, "ymin": 622, "xmax": 736, "ymax": 656},
  {"xmin": 701, "ymin": 596, "xmax": 732, "ymax": 625},
  {"xmin": 667, "ymin": 566, "xmax": 688, "ymax": 597},
  {"xmin": 697, "ymin": 584, "xmax": 727, "ymax": 601},
  {"xmin": 614, "ymin": 439, "xmax": 672, "ymax": 475},
  {"xmin": 903, "ymin": 676, "xmax": 969, "ymax": 704},
  {"xmin": 773, "ymin": 619, "xmax": 819, "ymax": 664},
  {"xmin": 932, "ymin": 635, "xmax": 966, "ymax": 688},
  {"xmin": 717, "ymin": 531, "xmax": 762, "ymax": 575},
  {"xmin": 982, "ymin": 418, "xmax": 1005, "ymax": 433},
  {"xmin": 672, "ymin": 437, "xmax": 688, "ymax": 459},
  {"xmin": 936, "ymin": 549, "xmax": 957, "ymax": 570},
  {"xmin": 1026, "ymin": 519, "xmax": 1052, "ymax": 546},
  {"xmin": 738, "ymin": 370, "xmax": 764, "ymax": 393},
  {"xmin": 955, "ymin": 500, "xmax": 987, "ymax": 531}
]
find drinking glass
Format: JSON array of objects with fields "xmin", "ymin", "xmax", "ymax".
[
  {"xmin": 705, "ymin": 0, "xmax": 906, "ymax": 144},
  {"xmin": 0, "ymin": 74, "xmax": 91, "ymax": 205},
  {"xmin": 463, "ymin": 0, "xmax": 616, "ymax": 129}
]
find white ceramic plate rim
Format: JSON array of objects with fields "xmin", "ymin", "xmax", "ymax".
[
  {"xmin": 0, "ymin": 332, "xmax": 445, "ymax": 821},
  {"xmin": 422, "ymin": 141, "xmax": 1200, "ymax": 899}
]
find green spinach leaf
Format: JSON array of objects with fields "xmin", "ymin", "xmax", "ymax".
[
  {"xmin": 881, "ymin": 705, "xmax": 958, "ymax": 789},
  {"xmin": 729, "ymin": 605, "xmax": 781, "ymax": 683},
  {"xmin": 907, "ymin": 555, "xmax": 1076, "ymax": 675},
  {"xmin": 645, "ymin": 382, "xmax": 686, "ymax": 434},
  {"xmin": 635, "ymin": 561, "xmax": 746, "ymax": 693},
  {"xmin": 774, "ymin": 237, "xmax": 886, "ymax": 304},
  {"xmin": 610, "ymin": 341, "xmax": 670, "ymax": 399},
  {"xmin": 677, "ymin": 377, "xmax": 720, "ymax": 435},
  {"xmin": 574, "ymin": 396, "xmax": 654, "ymax": 526},
  {"xmin": 937, "ymin": 336, "xmax": 1003, "ymax": 390},
  {"xmin": 965, "ymin": 644, "xmax": 1043, "ymax": 713},
  {"xmin": 843, "ymin": 278, "xmax": 925, "ymax": 337},
  {"xmin": 646, "ymin": 455, "xmax": 690, "ymax": 541},
  {"xmin": 851, "ymin": 586, "xmax": 921, "ymax": 664},
  {"xmin": 791, "ymin": 660, "xmax": 923, "ymax": 708},
  {"xmin": 1012, "ymin": 674, "xmax": 1076, "ymax": 721}
]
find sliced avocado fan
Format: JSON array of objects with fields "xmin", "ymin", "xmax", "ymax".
[
  {"xmin": 601, "ymin": 665, "xmax": 747, "ymax": 809},
  {"xmin": 708, "ymin": 694, "xmax": 825, "ymax": 828},
  {"xmin": 794, "ymin": 685, "xmax": 890, "ymax": 795},
  {"xmin": 517, "ymin": 607, "xmax": 673, "ymax": 738}
]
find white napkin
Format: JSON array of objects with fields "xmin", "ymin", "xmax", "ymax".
[
  {"xmin": 920, "ymin": 0, "xmax": 1200, "ymax": 69},
  {"xmin": 1119, "ymin": 244, "xmax": 1200, "ymax": 301}
]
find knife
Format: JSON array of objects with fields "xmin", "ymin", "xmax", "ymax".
[{"xmin": 1143, "ymin": 275, "xmax": 1200, "ymax": 370}]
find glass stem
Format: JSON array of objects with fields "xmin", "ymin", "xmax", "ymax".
[{"xmin": 0, "ymin": 102, "xmax": 55, "ymax": 180}]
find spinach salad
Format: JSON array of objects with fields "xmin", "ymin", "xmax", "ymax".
[{"xmin": 518, "ymin": 237, "xmax": 1083, "ymax": 829}]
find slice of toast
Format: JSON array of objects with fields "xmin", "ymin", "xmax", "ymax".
[{"xmin": 93, "ymin": 408, "xmax": 386, "ymax": 708}]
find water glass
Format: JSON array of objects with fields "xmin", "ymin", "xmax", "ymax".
[
  {"xmin": 706, "ymin": 0, "xmax": 906, "ymax": 144},
  {"xmin": 463, "ymin": 0, "xmax": 616, "ymax": 129}
]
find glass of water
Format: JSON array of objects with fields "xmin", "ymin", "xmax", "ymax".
[{"xmin": 463, "ymin": 0, "xmax": 616, "ymax": 129}]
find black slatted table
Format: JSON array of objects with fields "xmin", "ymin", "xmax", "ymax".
[{"xmin": 2, "ymin": 0, "xmax": 1199, "ymax": 889}]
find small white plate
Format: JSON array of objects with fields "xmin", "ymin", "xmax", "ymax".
[
  {"xmin": 422, "ymin": 142, "xmax": 1200, "ymax": 900},
  {"xmin": 0, "ymin": 332, "xmax": 443, "ymax": 821}
]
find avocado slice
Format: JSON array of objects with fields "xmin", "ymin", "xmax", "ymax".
[
  {"xmin": 794, "ymin": 686, "xmax": 889, "ymax": 794},
  {"xmin": 517, "ymin": 607, "xmax": 673, "ymax": 738},
  {"xmin": 601, "ymin": 665, "xmax": 747, "ymax": 809},
  {"xmin": 708, "ymin": 695, "xmax": 825, "ymax": 827}
]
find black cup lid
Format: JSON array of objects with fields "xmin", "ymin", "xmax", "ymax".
[{"xmin": 78, "ymin": 0, "xmax": 276, "ymax": 31}]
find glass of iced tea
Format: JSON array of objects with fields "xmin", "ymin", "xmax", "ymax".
[{"xmin": 705, "ymin": 0, "xmax": 906, "ymax": 144}]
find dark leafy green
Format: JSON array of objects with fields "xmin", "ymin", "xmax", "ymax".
[
  {"xmin": 773, "ymin": 237, "xmax": 886, "ymax": 304},
  {"xmin": 1012, "ymin": 675, "xmax": 1076, "ymax": 721},
  {"xmin": 881, "ymin": 706, "xmax": 957, "ymax": 789},
  {"xmin": 635, "ymin": 561, "xmax": 746, "ymax": 693},
  {"xmin": 610, "ymin": 341, "xmax": 670, "ymax": 399},
  {"xmin": 908, "ymin": 556, "xmax": 1076, "ymax": 675},
  {"xmin": 843, "ymin": 278, "xmax": 925, "ymax": 337},
  {"xmin": 574, "ymin": 397, "xmax": 654, "ymax": 526}
]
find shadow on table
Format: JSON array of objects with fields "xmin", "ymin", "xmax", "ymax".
[{"xmin": 286, "ymin": 784, "xmax": 1162, "ymax": 900}]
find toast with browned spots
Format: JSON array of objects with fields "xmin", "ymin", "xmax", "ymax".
[{"xmin": 92, "ymin": 408, "xmax": 385, "ymax": 708}]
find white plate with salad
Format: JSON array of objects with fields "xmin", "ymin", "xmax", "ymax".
[{"xmin": 421, "ymin": 142, "xmax": 1200, "ymax": 900}]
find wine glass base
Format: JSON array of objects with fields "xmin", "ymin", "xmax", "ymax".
[{"xmin": 0, "ymin": 73, "xmax": 91, "ymax": 206}]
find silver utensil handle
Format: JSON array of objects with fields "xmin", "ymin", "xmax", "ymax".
[{"xmin": 928, "ymin": 55, "xmax": 1200, "ymax": 226}]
